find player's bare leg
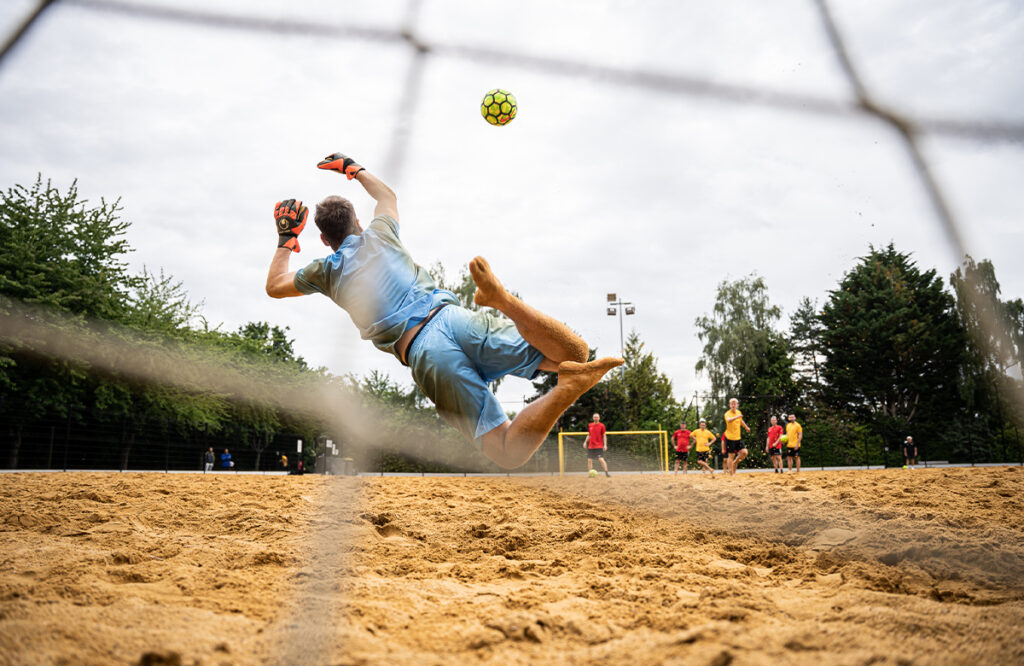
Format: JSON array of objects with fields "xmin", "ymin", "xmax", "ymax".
[
  {"xmin": 599, "ymin": 456, "xmax": 609, "ymax": 476},
  {"xmin": 480, "ymin": 358, "xmax": 623, "ymax": 469},
  {"xmin": 470, "ymin": 256, "xmax": 588, "ymax": 364},
  {"xmin": 734, "ymin": 448, "xmax": 747, "ymax": 474}
]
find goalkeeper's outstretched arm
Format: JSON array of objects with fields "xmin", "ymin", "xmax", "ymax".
[
  {"xmin": 318, "ymin": 152, "xmax": 398, "ymax": 222},
  {"xmin": 266, "ymin": 247, "xmax": 302, "ymax": 299},
  {"xmin": 355, "ymin": 170, "xmax": 399, "ymax": 222}
]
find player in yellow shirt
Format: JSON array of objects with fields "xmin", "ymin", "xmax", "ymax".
[
  {"xmin": 723, "ymin": 398, "xmax": 751, "ymax": 476},
  {"xmin": 691, "ymin": 419, "xmax": 718, "ymax": 476},
  {"xmin": 785, "ymin": 413, "xmax": 803, "ymax": 473}
]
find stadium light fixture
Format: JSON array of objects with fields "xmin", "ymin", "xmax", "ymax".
[{"xmin": 604, "ymin": 294, "xmax": 635, "ymax": 379}]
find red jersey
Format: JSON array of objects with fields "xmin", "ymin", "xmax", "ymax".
[
  {"xmin": 587, "ymin": 422, "xmax": 606, "ymax": 449},
  {"xmin": 673, "ymin": 429, "xmax": 692, "ymax": 452},
  {"xmin": 767, "ymin": 425, "xmax": 783, "ymax": 447}
]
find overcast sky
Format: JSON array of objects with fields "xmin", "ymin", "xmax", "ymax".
[{"xmin": 1, "ymin": 0, "xmax": 1022, "ymax": 413}]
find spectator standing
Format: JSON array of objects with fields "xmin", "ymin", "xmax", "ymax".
[
  {"xmin": 903, "ymin": 436, "xmax": 918, "ymax": 469},
  {"xmin": 221, "ymin": 448, "xmax": 234, "ymax": 470},
  {"xmin": 204, "ymin": 447, "xmax": 215, "ymax": 473}
]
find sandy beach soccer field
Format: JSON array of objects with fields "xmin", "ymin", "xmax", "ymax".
[{"xmin": 1, "ymin": 467, "xmax": 1023, "ymax": 665}]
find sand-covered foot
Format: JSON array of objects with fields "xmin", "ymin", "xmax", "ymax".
[
  {"xmin": 469, "ymin": 256, "xmax": 510, "ymax": 309},
  {"xmin": 556, "ymin": 357, "xmax": 624, "ymax": 396}
]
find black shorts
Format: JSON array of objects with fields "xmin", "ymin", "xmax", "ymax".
[
  {"xmin": 767, "ymin": 447, "xmax": 782, "ymax": 456},
  {"xmin": 675, "ymin": 449, "xmax": 689, "ymax": 461},
  {"xmin": 587, "ymin": 448, "xmax": 605, "ymax": 459},
  {"xmin": 696, "ymin": 450, "xmax": 709, "ymax": 462},
  {"xmin": 903, "ymin": 448, "xmax": 915, "ymax": 459},
  {"xmin": 785, "ymin": 447, "xmax": 800, "ymax": 457},
  {"xmin": 725, "ymin": 439, "xmax": 745, "ymax": 455}
]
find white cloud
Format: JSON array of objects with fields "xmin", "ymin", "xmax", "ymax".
[{"xmin": 0, "ymin": 0, "xmax": 1020, "ymax": 413}]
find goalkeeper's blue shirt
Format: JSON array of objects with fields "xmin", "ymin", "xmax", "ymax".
[{"xmin": 293, "ymin": 214, "xmax": 458, "ymax": 362}]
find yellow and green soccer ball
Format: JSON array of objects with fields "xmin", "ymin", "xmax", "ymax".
[
  {"xmin": 588, "ymin": 469, "xmax": 599, "ymax": 478},
  {"xmin": 481, "ymin": 88, "xmax": 517, "ymax": 126}
]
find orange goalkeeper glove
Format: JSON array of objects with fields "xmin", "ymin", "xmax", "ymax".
[
  {"xmin": 317, "ymin": 152, "xmax": 365, "ymax": 180},
  {"xmin": 274, "ymin": 199, "xmax": 308, "ymax": 252}
]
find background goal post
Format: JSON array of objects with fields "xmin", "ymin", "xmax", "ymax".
[{"xmin": 557, "ymin": 430, "xmax": 669, "ymax": 476}]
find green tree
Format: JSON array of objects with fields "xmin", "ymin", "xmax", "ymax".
[
  {"xmin": 0, "ymin": 176, "xmax": 136, "ymax": 465},
  {"xmin": 237, "ymin": 321, "xmax": 307, "ymax": 369},
  {"xmin": 695, "ymin": 274, "xmax": 784, "ymax": 398},
  {"xmin": 125, "ymin": 268, "xmax": 204, "ymax": 334},
  {"xmin": 950, "ymin": 256, "xmax": 1024, "ymax": 462},
  {"xmin": 0, "ymin": 176, "xmax": 135, "ymax": 320},
  {"xmin": 819, "ymin": 244, "xmax": 964, "ymax": 450},
  {"xmin": 694, "ymin": 274, "xmax": 797, "ymax": 456},
  {"xmin": 788, "ymin": 296, "xmax": 825, "ymax": 396}
]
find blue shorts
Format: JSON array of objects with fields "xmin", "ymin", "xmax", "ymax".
[{"xmin": 406, "ymin": 306, "xmax": 545, "ymax": 443}]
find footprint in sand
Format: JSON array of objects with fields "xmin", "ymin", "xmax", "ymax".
[{"xmin": 808, "ymin": 528, "xmax": 858, "ymax": 550}]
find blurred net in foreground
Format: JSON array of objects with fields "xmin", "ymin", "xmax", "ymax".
[{"xmin": 0, "ymin": 0, "xmax": 1020, "ymax": 424}]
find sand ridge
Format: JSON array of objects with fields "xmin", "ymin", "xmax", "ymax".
[{"xmin": 0, "ymin": 467, "xmax": 1022, "ymax": 664}]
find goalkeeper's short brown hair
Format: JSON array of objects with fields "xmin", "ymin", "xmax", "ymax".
[{"xmin": 315, "ymin": 196, "xmax": 359, "ymax": 249}]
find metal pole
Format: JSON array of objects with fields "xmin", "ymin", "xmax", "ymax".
[
  {"xmin": 967, "ymin": 424, "xmax": 974, "ymax": 467},
  {"xmin": 618, "ymin": 304, "xmax": 625, "ymax": 380},
  {"xmin": 1014, "ymin": 423, "xmax": 1022, "ymax": 466},
  {"xmin": 63, "ymin": 402, "xmax": 71, "ymax": 472},
  {"xmin": 557, "ymin": 431, "xmax": 564, "ymax": 477},
  {"xmin": 995, "ymin": 395, "xmax": 1007, "ymax": 463}
]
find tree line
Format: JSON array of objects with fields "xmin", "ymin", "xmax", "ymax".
[
  {"xmin": 0, "ymin": 177, "xmax": 330, "ymax": 470},
  {"xmin": 3, "ymin": 176, "xmax": 1021, "ymax": 472},
  {"xmin": 527, "ymin": 257, "xmax": 1023, "ymax": 470}
]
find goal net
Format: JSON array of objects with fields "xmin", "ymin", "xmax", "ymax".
[{"xmin": 556, "ymin": 430, "xmax": 669, "ymax": 475}]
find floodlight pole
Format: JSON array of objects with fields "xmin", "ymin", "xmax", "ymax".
[{"xmin": 605, "ymin": 294, "xmax": 634, "ymax": 380}]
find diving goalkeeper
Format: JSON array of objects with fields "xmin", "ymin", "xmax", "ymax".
[{"xmin": 265, "ymin": 152, "xmax": 622, "ymax": 469}]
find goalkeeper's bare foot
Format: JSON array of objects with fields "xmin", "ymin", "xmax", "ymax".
[
  {"xmin": 556, "ymin": 357, "xmax": 624, "ymax": 395},
  {"xmin": 470, "ymin": 256, "xmax": 510, "ymax": 309}
]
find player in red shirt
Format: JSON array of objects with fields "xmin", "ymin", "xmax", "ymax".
[
  {"xmin": 672, "ymin": 421, "xmax": 692, "ymax": 475},
  {"xmin": 765, "ymin": 415, "xmax": 784, "ymax": 474},
  {"xmin": 585, "ymin": 412, "xmax": 610, "ymax": 477}
]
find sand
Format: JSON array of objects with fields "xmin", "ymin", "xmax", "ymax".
[{"xmin": 1, "ymin": 467, "xmax": 1023, "ymax": 665}]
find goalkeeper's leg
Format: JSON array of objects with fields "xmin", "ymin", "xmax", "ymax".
[
  {"xmin": 470, "ymin": 256, "xmax": 588, "ymax": 365},
  {"xmin": 481, "ymin": 358, "xmax": 622, "ymax": 469}
]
